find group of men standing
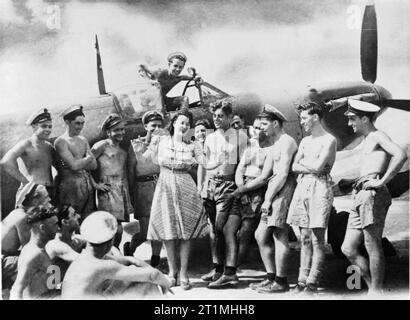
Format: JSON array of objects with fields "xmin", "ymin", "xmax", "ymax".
[{"xmin": 1, "ymin": 50, "xmax": 407, "ymax": 299}]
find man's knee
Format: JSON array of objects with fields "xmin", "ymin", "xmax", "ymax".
[
  {"xmin": 255, "ymin": 225, "xmax": 269, "ymax": 246},
  {"xmin": 341, "ymin": 240, "xmax": 358, "ymax": 259}
]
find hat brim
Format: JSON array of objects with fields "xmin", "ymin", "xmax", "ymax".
[{"xmin": 344, "ymin": 110, "xmax": 357, "ymax": 116}]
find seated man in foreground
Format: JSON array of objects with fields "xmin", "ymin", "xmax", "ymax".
[
  {"xmin": 10, "ymin": 206, "xmax": 59, "ymax": 300},
  {"xmin": 61, "ymin": 211, "xmax": 171, "ymax": 300}
]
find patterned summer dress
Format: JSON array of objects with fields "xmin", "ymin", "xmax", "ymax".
[{"xmin": 147, "ymin": 136, "xmax": 208, "ymax": 240}]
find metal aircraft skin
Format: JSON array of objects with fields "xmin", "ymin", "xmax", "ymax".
[{"xmin": 0, "ymin": 4, "xmax": 408, "ymax": 217}]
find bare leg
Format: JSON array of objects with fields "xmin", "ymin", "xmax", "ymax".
[
  {"xmin": 164, "ymin": 240, "xmax": 178, "ymax": 278},
  {"xmin": 237, "ymin": 219, "xmax": 257, "ymax": 266},
  {"xmin": 298, "ymin": 228, "xmax": 313, "ymax": 283},
  {"xmin": 272, "ymin": 227, "xmax": 290, "ymax": 277},
  {"xmin": 341, "ymin": 228, "xmax": 371, "ymax": 288},
  {"xmin": 307, "ymin": 228, "xmax": 326, "ymax": 285},
  {"xmin": 223, "ymin": 215, "xmax": 242, "ymax": 268},
  {"xmin": 363, "ymin": 224, "xmax": 385, "ymax": 292},
  {"xmin": 179, "ymin": 240, "xmax": 191, "ymax": 281},
  {"xmin": 215, "ymin": 210, "xmax": 231, "ymax": 266},
  {"xmin": 255, "ymin": 221, "xmax": 276, "ymax": 273}
]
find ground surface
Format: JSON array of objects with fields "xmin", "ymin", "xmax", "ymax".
[{"xmin": 128, "ymin": 198, "xmax": 409, "ymax": 300}]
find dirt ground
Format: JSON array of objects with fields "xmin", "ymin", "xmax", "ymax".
[{"xmin": 128, "ymin": 198, "xmax": 409, "ymax": 300}]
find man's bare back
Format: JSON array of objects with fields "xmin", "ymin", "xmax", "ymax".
[
  {"xmin": 10, "ymin": 243, "xmax": 53, "ymax": 299},
  {"xmin": 1, "ymin": 208, "xmax": 30, "ymax": 255}
]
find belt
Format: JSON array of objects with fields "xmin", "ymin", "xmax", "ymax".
[
  {"xmin": 135, "ymin": 174, "xmax": 159, "ymax": 182},
  {"xmin": 161, "ymin": 167, "xmax": 189, "ymax": 174},
  {"xmin": 208, "ymin": 174, "xmax": 235, "ymax": 181}
]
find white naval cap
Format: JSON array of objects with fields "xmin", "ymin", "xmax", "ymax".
[
  {"xmin": 345, "ymin": 99, "xmax": 380, "ymax": 116},
  {"xmin": 80, "ymin": 211, "xmax": 118, "ymax": 244}
]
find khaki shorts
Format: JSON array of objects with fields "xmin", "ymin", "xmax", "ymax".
[
  {"xmin": 347, "ymin": 184, "xmax": 391, "ymax": 229},
  {"xmin": 287, "ymin": 174, "xmax": 333, "ymax": 229},
  {"xmin": 201, "ymin": 176, "xmax": 236, "ymax": 228},
  {"xmin": 261, "ymin": 175, "xmax": 296, "ymax": 228},
  {"xmin": 230, "ymin": 177, "xmax": 265, "ymax": 221},
  {"xmin": 97, "ymin": 175, "xmax": 134, "ymax": 222}
]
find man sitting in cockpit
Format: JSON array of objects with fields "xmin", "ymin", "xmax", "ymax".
[{"xmin": 138, "ymin": 52, "xmax": 201, "ymax": 111}]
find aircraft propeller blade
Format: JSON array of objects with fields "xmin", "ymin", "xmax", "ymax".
[
  {"xmin": 382, "ymin": 99, "xmax": 410, "ymax": 112},
  {"xmin": 361, "ymin": 4, "xmax": 378, "ymax": 83}
]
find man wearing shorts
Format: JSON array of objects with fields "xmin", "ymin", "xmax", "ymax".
[
  {"xmin": 91, "ymin": 114, "xmax": 134, "ymax": 248},
  {"xmin": 341, "ymin": 100, "xmax": 406, "ymax": 294},
  {"xmin": 287, "ymin": 102, "xmax": 337, "ymax": 294},
  {"xmin": 200, "ymin": 99, "xmax": 247, "ymax": 288},
  {"xmin": 232, "ymin": 104, "xmax": 297, "ymax": 293}
]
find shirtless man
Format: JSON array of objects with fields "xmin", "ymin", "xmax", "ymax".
[
  {"xmin": 54, "ymin": 105, "xmax": 97, "ymax": 219},
  {"xmin": 91, "ymin": 114, "xmax": 134, "ymax": 248},
  {"xmin": 124, "ymin": 110, "xmax": 164, "ymax": 266},
  {"xmin": 225, "ymin": 118, "xmax": 269, "ymax": 267},
  {"xmin": 61, "ymin": 211, "xmax": 171, "ymax": 300},
  {"xmin": 200, "ymin": 99, "xmax": 248, "ymax": 288},
  {"xmin": 232, "ymin": 105, "xmax": 298, "ymax": 292},
  {"xmin": 10, "ymin": 206, "xmax": 59, "ymax": 300},
  {"xmin": 45, "ymin": 205, "xmax": 84, "ymax": 281},
  {"xmin": 2, "ymin": 183, "xmax": 52, "ymax": 290},
  {"xmin": 138, "ymin": 52, "xmax": 201, "ymax": 111},
  {"xmin": 340, "ymin": 100, "xmax": 407, "ymax": 294},
  {"xmin": 287, "ymin": 102, "xmax": 337, "ymax": 294},
  {"xmin": 0, "ymin": 108, "xmax": 55, "ymax": 204}
]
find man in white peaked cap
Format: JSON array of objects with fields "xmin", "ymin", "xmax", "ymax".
[
  {"xmin": 341, "ymin": 99, "xmax": 407, "ymax": 295},
  {"xmin": 62, "ymin": 211, "xmax": 171, "ymax": 299}
]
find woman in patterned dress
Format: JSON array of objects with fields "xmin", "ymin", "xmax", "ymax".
[{"xmin": 147, "ymin": 109, "xmax": 224, "ymax": 290}]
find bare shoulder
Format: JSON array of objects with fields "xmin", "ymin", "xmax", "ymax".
[
  {"xmin": 92, "ymin": 139, "xmax": 109, "ymax": 150},
  {"xmin": 4, "ymin": 208, "xmax": 26, "ymax": 223},
  {"xmin": 371, "ymin": 129, "xmax": 391, "ymax": 142},
  {"xmin": 54, "ymin": 135, "xmax": 67, "ymax": 147},
  {"xmin": 324, "ymin": 133, "xmax": 337, "ymax": 143},
  {"xmin": 20, "ymin": 244, "xmax": 43, "ymax": 263}
]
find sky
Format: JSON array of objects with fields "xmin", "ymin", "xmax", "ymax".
[{"xmin": 0, "ymin": 0, "xmax": 409, "ymax": 116}]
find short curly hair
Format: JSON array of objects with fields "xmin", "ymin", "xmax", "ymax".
[{"xmin": 297, "ymin": 102, "xmax": 324, "ymax": 119}]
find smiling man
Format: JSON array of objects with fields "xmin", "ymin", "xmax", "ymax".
[
  {"xmin": 200, "ymin": 99, "xmax": 248, "ymax": 288},
  {"xmin": 54, "ymin": 105, "xmax": 97, "ymax": 219},
  {"xmin": 287, "ymin": 102, "xmax": 337, "ymax": 294},
  {"xmin": 91, "ymin": 113, "xmax": 134, "ymax": 248},
  {"xmin": 0, "ymin": 108, "xmax": 55, "ymax": 204},
  {"xmin": 341, "ymin": 99, "xmax": 407, "ymax": 295},
  {"xmin": 138, "ymin": 52, "xmax": 201, "ymax": 111}
]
